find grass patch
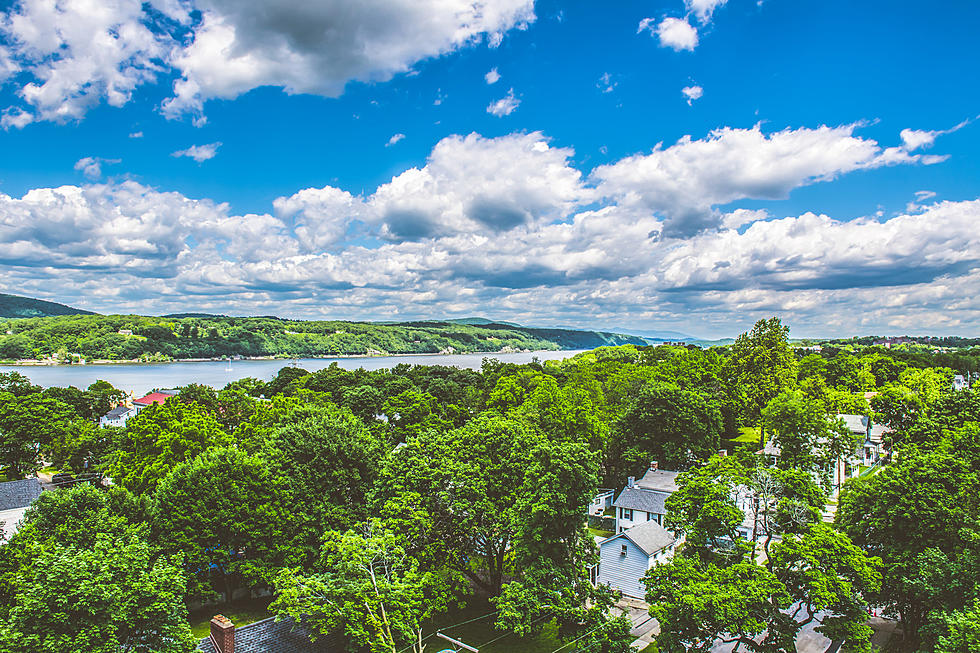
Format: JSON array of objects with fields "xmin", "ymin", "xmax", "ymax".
[
  {"xmin": 733, "ymin": 427, "xmax": 762, "ymax": 443},
  {"xmin": 588, "ymin": 527, "xmax": 615, "ymax": 539},
  {"xmin": 188, "ymin": 596, "xmax": 273, "ymax": 640},
  {"xmin": 425, "ymin": 597, "xmax": 562, "ymax": 653}
]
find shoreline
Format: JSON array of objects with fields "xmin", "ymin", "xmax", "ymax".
[{"xmin": 0, "ymin": 348, "xmax": 566, "ymax": 367}]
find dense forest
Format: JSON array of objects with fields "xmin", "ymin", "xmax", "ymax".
[
  {"xmin": 0, "ymin": 292, "xmax": 95, "ymax": 319},
  {"xmin": 0, "ymin": 317, "xmax": 979, "ymax": 652},
  {"xmin": 0, "ymin": 314, "xmax": 646, "ymax": 361}
]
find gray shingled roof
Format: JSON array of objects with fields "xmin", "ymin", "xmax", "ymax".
[
  {"xmin": 606, "ymin": 519, "xmax": 676, "ymax": 556},
  {"xmin": 197, "ymin": 617, "xmax": 343, "ymax": 653},
  {"xmin": 0, "ymin": 478, "xmax": 42, "ymax": 511},
  {"xmin": 613, "ymin": 487, "xmax": 669, "ymax": 515},
  {"xmin": 103, "ymin": 406, "xmax": 133, "ymax": 420}
]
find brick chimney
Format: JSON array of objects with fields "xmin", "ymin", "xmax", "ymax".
[
  {"xmin": 649, "ymin": 460, "xmax": 659, "ymax": 471},
  {"xmin": 210, "ymin": 615, "xmax": 235, "ymax": 653}
]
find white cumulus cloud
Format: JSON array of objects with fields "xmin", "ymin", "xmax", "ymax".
[
  {"xmin": 73, "ymin": 156, "xmax": 120, "ymax": 180},
  {"xmin": 592, "ymin": 123, "xmax": 945, "ymax": 237},
  {"xmin": 386, "ymin": 133, "xmax": 406, "ymax": 147},
  {"xmin": 682, "ymin": 84, "xmax": 703, "ymax": 105},
  {"xmin": 0, "ymin": 0, "xmax": 172, "ymax": 126},
  {"xmin": 685, "ymin": 0, "xmax": 728, "ymax": 22},
  {"xmin": 162, "ymin": 0, "xmax": 536, "ymax": 119},
  {"xmin": 487, "ymin": 88, "xmax": 520, "ymax": 117},
  {"xmin": 485, "ymin": 67, "xmax": 501, "ymax": 84},
  {"xmin": 172, "ymin": 142, "xmax": 221, "ymax": 162},
  {"xmin": 639, "ymin": 16, "xmax": 699, "ymax": 51},
  {"xmin": 0, "ymin": 0, "xmax": 536, "ymax": 125}
]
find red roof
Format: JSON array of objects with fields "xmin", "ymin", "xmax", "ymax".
[{"xmin": 134, "ymin": 392, "xmax": 173, "ymax": 406}]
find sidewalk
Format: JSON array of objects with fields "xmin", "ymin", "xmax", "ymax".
[{"xmin": 613, "ymin": 597, "xmax": 659, "ymax": 650}]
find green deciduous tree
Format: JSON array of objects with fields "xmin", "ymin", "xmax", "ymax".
[
  {"xmin": 724, "ymin": 317, "xmax": 798, "ymax": 443},
  {"xmin": 613, "ymin": 382, "xmax": 723, "ymax": 475},
  {"xmin": 0, "ymin": 391, "xmax": 76, "ymax": 478},
  {"xmin": 645, "ymin": 524, "xmax": 880, "ymax": 653},
  {"xmin": 0, "ymin": 531, "xmax": 195, "ymax": 653},
  {"xmin": 106, "ymin": 400, "xmax": 230, "ymax": 493},
  {"xmin": 273, "ymin": 526, "xmax": 444, "ymax": 653},
  {"xmin": 375, "ymin": 413, "xmax": 540, "ymax": 596},
  {"xmin": 835, "ymin": 426, "xmax": 980, "ymax": 643},
  {"xmin": 261, "ymin": 401, "xmax": 387, "ymax": 559},
  {"xmin": 152, "ymin": 447, "xmax": 290, "ymax": 603}
]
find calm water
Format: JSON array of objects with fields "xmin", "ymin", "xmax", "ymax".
[{"xmin": 0, "ymin": 350, "xmax": 586, "ymax": 395}]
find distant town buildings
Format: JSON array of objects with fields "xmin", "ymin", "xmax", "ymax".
[{"xmin": 99, "ymin": 389, "xmax": 179, "ymax": 428}]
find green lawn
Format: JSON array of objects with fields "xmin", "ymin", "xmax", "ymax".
[
  {"xmin": 188, "ymin": 597, "xmax": 273, "ymax": 640},
  {"xmin": 733, "ymin": 427, "xmax": 762, "ymax": 443},
  {"xmin": 424, "ymin": 597, "xmax": 563, "ymax": 653},
  {"xmin": 588, "ymin": 527, "xmax": 615, "ymax": 539}
]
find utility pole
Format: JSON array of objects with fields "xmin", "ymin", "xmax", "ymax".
[{"xmin": 435, "ymin": 632, "xmax": 478, "ymax": 652}]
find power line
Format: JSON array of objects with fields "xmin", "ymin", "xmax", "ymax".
[
  {"xmin": 395, "ymin": 610, "xmax": 499, "ymax": 653},
  {"xmin": 475, "ymin": 612, "xmax": 553, "ymax": 651},
  {"xmin": 547, "ymin": 623, "xmax": 607, "ymax": 653}
]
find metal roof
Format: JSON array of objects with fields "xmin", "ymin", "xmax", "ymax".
[{"xmin": 634, "ymin": 468, "xmax": 680, "ymax": 493}]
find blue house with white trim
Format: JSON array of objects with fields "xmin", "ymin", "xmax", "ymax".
[{"xmin": 595, "ymin": 519, "xmax": 678, "ymax": 598}]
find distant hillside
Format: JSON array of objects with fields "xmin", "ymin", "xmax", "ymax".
[
  {"xmin": 554, "ymin": 324, "xmax": 697, "ymax": 341},
  {"xmin": 0, "ymin": 293, "xmax": 95, "ymax": 319},
  {"xmin": 445, "ymin": 317, "xmax": 523, "ymax": 327},
  {"xmin": 0, "ymin": 314, "xmax": 646, "ymax": 362},
  {"xmin": 607, "ymin": 328, "xmax": 696, "ymax": 341}
]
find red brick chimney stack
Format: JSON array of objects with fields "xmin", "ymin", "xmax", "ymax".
[{"xmin": 210, "ymin": 614, "xmax": 235, "ymax": 653}]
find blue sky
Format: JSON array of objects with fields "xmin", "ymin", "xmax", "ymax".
[{"xmin": 0, "ymin": 0, "xmax": 978, "ymax": 338}]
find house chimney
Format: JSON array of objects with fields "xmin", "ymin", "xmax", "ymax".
[
  {"xmin": 627, "ymin": 476, "xmax": 635, "ymax": 488},
  {"xmin": 649, "ymin": 460, "xmax": 659, "ymax": 471},
  {"xmin": 210, "ymin": 615, "xmax": 235, "ymax": 653}
]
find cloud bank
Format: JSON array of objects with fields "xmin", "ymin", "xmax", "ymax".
[{"xmin": 1, "ymin": 123, "xmax": 976, "ymax": 337}]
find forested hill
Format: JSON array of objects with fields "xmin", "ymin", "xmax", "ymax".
[
  {"xmin": 0, "ymin": 293, "xmax": 96, "ymax": 319},
  {"xmin": 0, "ymin": 314, "xmax": 647, "ymax": 361}
]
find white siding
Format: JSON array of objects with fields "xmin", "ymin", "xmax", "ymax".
[
  {"xmin": 616, "ymin": 508, "xmax": 656, "ymax": 533},
  {"xmin": 597, "ymin": 537, "xmax": 652, "ymax": 598}
]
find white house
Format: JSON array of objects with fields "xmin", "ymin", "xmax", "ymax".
[
  {"xmin": 612, "ymin": 462, "xmax": 679, "ymax": 533},
  {"xmin": 99, "ymin": 405, "xmax": 136, "ymax": 428},
  {"xmin": 595, "ymin": 519, "xmax": 678, "ymax": 598},
  {"xmin": 101, "ymin": 389, "xmax": 179, "ymax": 428},
  {"xmin": 589, "ymin": 488, "xmax": 615, "ymax": 515}
]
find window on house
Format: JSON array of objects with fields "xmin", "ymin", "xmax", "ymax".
[
  {"xmin": 620, "ymin": 544, "xmax": 628, "ymax": 556},
  {"xmin": 622, "ymin": 509, "xmax": 633, "ymax": 520}
]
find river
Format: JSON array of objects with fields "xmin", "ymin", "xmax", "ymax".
[{"xmin": 0, "ymin": 350, "xmax": 587, "ymax": 395}]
